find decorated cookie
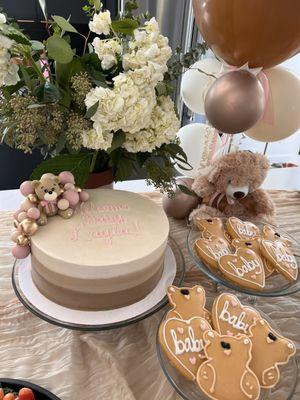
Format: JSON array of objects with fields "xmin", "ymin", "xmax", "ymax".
[
  {"xmin": 260, "ymin": 240, "xmax": 298, "ymax": 282},
  {"xmin": 212, "ymin": 293, "xmax": 261, "ymax": 336},
  {"xmin": 195, "ymin": 217, "xmax": 230, "ymax": 242},
  {"xmin": 218, "ymin": 248, "xmax": 265, "ymax": 290},
  {"xmin": 232, "ymin": 237, "xmax": 275, "ymax": 278},
  {"xmin": 167, "ymin": 285, "xmax": 212, "ymax": 324},
  {"xmin": 195, "ymin": 235, "xmax": 232, "ymax": 270},
  {"xmin": 262, "ymin": 225, "xmax": 293, "ymax": 247},
  {"xmin": 159, "ymin": 317, "xmax": 211, "ymax": 380},
  {"xmin": 226, "ymin": 217, "xmax": 260, "ymax": 240},
  {"xmin": 249, "ymin": 319, "xmax": 296, "ymax": 388},
  {"xmin": 197, "ymin": 330, "xmax": 260, "ymax": 400}
]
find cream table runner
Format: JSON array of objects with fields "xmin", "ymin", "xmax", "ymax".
[{"xmin": 0, "ymin": 191, "xmax": 299, "ymax": 399}]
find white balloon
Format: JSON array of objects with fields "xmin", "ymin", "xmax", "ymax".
[
  {"xmin": 175, "ymin": 123, "xmax": 222, "ymax": 178},
  {"xmin": 246, "ymin": 67, "xmax": 300, "ymax": 142},
  {"xmin": 181, "ymin": 58, "xmax": 222, "ymax": 114}
]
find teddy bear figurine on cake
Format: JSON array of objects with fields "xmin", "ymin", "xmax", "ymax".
[{"xmin": 11, "ymin": 171, "xmax": 89, "ymax": 259}]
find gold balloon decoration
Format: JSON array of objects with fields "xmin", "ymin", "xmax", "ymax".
[
  {"xmin": 19, "ymin": 218, "xmax": 39, "ymax": 236},
  {"xmin": 17, "ymin": 234, "xmax": 30, "ymax": 247},
  {"xmin": 27, "ymin": 193, "xmax": 38, "ymax": 203}
]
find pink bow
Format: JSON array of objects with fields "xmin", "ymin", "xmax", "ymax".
[{"xmin": 40, "ymin": 199, "xmax": 57, "ymax": 207}]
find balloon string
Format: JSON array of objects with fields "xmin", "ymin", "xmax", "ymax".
[{"xmin": 258, "ymin": 71, "xmax": 275, "ymax": 126}]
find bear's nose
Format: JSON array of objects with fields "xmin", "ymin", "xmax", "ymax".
[
  {"xmin": 48, "ymin": 190, "xmax": 53, "ymax": 195},
  {"xmin": 234, "ymin": 191, "xmax": 245, "ymax": 199}
]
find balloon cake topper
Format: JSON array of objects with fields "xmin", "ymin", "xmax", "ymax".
[{"xmin": 11, "ymin": 171, "xmax": 90, "ymax": 259}]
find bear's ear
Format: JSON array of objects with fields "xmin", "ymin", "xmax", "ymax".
[
  {"xmin": 203, "ymin": 330, "xmax": 217, "ymax": 343},
  {"xmin": 54, "ymin": 176, "xmax": 60, "ymax": 184},
  {"xmin": 31, "ymin": 180, "xmax": 40, "ymax": 189}
]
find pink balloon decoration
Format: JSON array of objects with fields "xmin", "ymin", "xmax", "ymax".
[
  {"xmin": 64, "ymin": 183, "xmax": 76, "ymax": 191},
  {"xmin": 20, "ymin": 181, "xmax": 34, "ymax": 196},
  {"xmin": 63, "ymin": 190, "xmax": 80, "ymax": 207},
  {"xmin": 12, "ymin": 244, "xmax": 31, "ymax": 259},
  {"xmin": 27, "ymin": 207, "xmax": 40, "ymax": 220},
  {"xmin": 79, "ymin": 191, "xmax": 90, "ymax": 202},
  {"xmin": 59, "ymin": 171, "xmax": 75, "ymax": 185},
  {"xmin": 11, "ymin": 230, "xmax": 20, "ymax": 243}
]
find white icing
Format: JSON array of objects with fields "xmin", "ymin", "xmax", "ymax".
[
  {"xmin": 237, "ymin": 223, "xmax": 257, "ymax": 237},
  {"xmin": 171, "ymin": 326, "xmax": 205, "ymax": 355},
  {"xmin": 219, "ymin": 300, "xmax": 250, "ymax": 333},
  {"xmin": 207, "ymin": 245, "xmax": 230, "ymax": 259},
  {"xmin": 228, "ymin": 257, "xmax": 261, "ymax": 278}
]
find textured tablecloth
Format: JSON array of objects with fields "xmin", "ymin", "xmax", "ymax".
[{"xmin": 0, "ymin": 191, "xmax": 299, "ymax": 400}]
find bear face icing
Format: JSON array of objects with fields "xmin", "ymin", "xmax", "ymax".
[
  {"xmin": 167, "ymin": 285, "xmax": 210, "ymax": 322},
  {"xmin": 203, "ymin": 330, "xmax": 251, "ymax": 364},
  {"xmin": 32, "ymin": 176, "xmax": 62, "ymax": 202}
]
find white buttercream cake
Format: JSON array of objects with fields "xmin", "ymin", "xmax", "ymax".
[{"xmin": 30, "ymin": 189, "xmax": 169, "ymax": 310}]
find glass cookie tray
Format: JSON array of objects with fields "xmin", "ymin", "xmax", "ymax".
[
  {"xmin": 187, "ymin": 223, "xmax": 300, "ymax": 297},
  {"xmin": 12, "ymin": 237, "xmax": 185, "ymax": 331},
  {"xmin": 156, "ymin": 310, "xmax": 298, "ymax": 400}
]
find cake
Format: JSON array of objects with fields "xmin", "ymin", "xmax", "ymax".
[{"xmin": 30, "ymin": 189, "xmax": 169, "ymax": 310}]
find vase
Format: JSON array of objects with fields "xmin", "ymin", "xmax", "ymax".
[{"xmin": 84, "ymin": 168, "xmax": 114, "ymax": 189}]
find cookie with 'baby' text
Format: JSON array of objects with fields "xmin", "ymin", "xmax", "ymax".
[
  {"xmin": 249, "ymin": 318, "xmax": 296, "ymax": 388},
  {"xmin": 232, "ymin": 237, "xmax": 275, "ymax": 278},
  {"xmin": 197, "ymin": 330, "xmax": 260, "ymax": 400},
  {"xmin": 212, "ymin": 293, "xmax": 261, "ymax": 337},
  {"xmin": 167, "ymin": 285, "xmax": 211, "ymax": 324},
  {"xmin": 159, "ymin": 316, "xmax": 211, "ymax": 380},
  {"xmin": 260, "ymin": 240, "xmax": 298, "ymax": 282},
  {"xmin": 195, "ymin": 235, "xmax": 232, "ymax": 271},
  {"xmin": 218, "ymin": 248, "xmax": 265, "ymax": 290},
  {"xmin": 226, "ymin": 217, "xmax": 260, "ymax": 240}
]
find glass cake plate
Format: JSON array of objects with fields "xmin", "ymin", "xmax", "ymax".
[
  {"xmin": 156, "ymin": 310, "xmax": 298, "ymax": 400},
  {"xmin": 12, "ymin": 237, "xmax": 185, "ymax": 331},
  {"xmin": 187, "ymin": 223, "xmax": 300, "ymax": 297}
]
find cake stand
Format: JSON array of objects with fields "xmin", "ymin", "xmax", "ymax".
[
  {"xmin": 12, "ymin": 237, "xmax": 185, "ymax": 331},
  {"xmin": 156, "ymin": 310, "xmax": 299, "ymax": 400}
]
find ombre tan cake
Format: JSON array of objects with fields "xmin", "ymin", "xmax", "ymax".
[{"xmin": 30, "ymin": 189, "xmax": 169, "ymax": 310}]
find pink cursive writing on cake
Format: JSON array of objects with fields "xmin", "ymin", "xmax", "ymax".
[{"xmin": 70, "ymin": 201, "xmax": 141, "ymax": 244}]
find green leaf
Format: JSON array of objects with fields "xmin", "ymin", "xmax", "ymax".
[
  {"xmin": 34, "ymin": 82, "xmax": 61, "ymax": 103},
  {"xmin": 111, "ymin": 18, "xmax": 139, "ymax": 35},
  {"xmin": 178, "ymin": 184, "xmax": 198, "ymax": 197},
  {"xmin": 20, "ymin": 66, "xmax": 34, "ymax": 93},
  {"xmin": 94, "ymin": 0, "xmax": 101, "ymax": 11},
  {"xmin": 1, "ymin": 80, "xmax": 24, "ymax": 99},
  {"xmin": 52, "ymin": 15, "xmax": 78, "ymax": 33},
  {"xmin": 30, "ymin": 153, "xmax": 92, "ymax": 187},
  {"xmin": 85, "ymin": 101, "xmax": 99, "ymax": 118},
  {"xmin": 0, "ymin": 24, "xmax": 31, "ymax": 45},
  {"xmin": 46, "ymin": 35, "xmax": 74, "ymax": 64},
  {"xmin": 31, "ymin": 40, "xmax": 44, "ymax": 51},
  {"xmin": 108, "ymin": 131, "xmax": 126, "ymax": 153},
  {"xmin": 54, "ymin": 134, "xmax": 67, "ymax": 154}
]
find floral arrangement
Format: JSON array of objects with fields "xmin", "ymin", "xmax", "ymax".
[{"xmin": 0, "ymin": 0, "xmax": 206, "ymax": 193}]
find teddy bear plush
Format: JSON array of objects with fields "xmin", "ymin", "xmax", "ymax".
[{"xmin": 190, "ymin": 151, "xmax": 276, "ymax": 224}]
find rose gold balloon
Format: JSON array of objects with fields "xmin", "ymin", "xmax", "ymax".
[
  {"xmin": 19, "ymin": 218, "xmax": 39, "ymax": 236},
  {"xmin": 17, "ymin": 234, "xmax": 30, "ymax": 247},
  {"xmin": 163, "ymin": 178, "xmax": 199, "ymax": 219},
  {"xmin": 204, "ymin": 70, "xmax": 265, "ymax": 134},
  {"xmin": 193, "ymin": 0, "xmax": 300, "ymax": 69}
]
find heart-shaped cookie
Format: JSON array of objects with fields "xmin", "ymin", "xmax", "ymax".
[
  {"xmin": 260, "ymin": 240, "xmax": 298, "ymax": 282},
  {"xmin": 195, "ymin": 217, "xmax": 231, "ymax": 242},
  {"xmin": 195, "ymin": 235, "xmax": 232, "ymax": 270},
  {"xmin": 226, "ymin": 217, "xmax": 260, "ymax": 240},
  {"xmin": 262, "ymin": 225, "xmax": 293, "ymax": 247},
  {"xmin": 218, "ymin": 248, "xmax": 265, "ymax": 290},
  {"xmin": 159, "ymin": 317, "xmax": 211, "ymax": 380},
  {"xmin": 212, "ymin": 293, "xmax": 261, "ymax": 336},
  {"xmin": 232, "ymin": 238, "xmax": 275, "ymax": 278}
]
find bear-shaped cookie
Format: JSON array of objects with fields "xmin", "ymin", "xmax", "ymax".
[
  {"xmin": 249, "ymin": 319, "xmax": 296, "ymax": 388},
  {"xmin": 197, "ymin": 330, "xmax": 260, "ymax": 400},
  {"xmin": 167, "ymin": 285, "xmax": 211, "ymax": 324}
]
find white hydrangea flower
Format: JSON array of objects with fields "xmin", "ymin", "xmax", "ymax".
[
  {"xmin": 92, "ymin": 37, "xmax": 122, "ymax": 70},
  {"xmin": 89, "ymin": 10, "xmax": 111, "ymax": 35},
  {"xmin": 82, "ymin": 128, "xmax": 113, "ymax": 151},
  {"xmin": 0, "ymin": 34, "xmax": 19, "ymax": 87},
  {"xmin": 0, "ymin": 13, "xmax": 7, "ymax": 24},
  {"xmin": 123, "ymin": 96, "xmax": 180, "ymax": 153}
]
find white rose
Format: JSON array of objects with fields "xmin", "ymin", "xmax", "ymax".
[
  {"xmin": 89, "ymin": 10, "xmax": 111, "ymax": 35},
  {"xmin": 92, "ymin": 38, "xmax": 121, "ymax": 69},
  {"xmin": 101, "ymin": 53, "xmax": 116, "ymax": 70},
  {"xmin": 145, "ymin": 17, "xmax": 159, "ymax": 33},
  {"xmin": 0, "ymin": 13, "xmax": 6, "ymax": 24},
  {"xmin": 82, "ymin": 128, "xmax": 113, "ymax": 151}
]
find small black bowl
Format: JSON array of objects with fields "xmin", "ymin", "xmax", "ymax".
[{"xmin": 0, "ymin": 379, "xmax": 60, "ymax": 400}]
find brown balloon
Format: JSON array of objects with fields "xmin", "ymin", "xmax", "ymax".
[
  {"xmin": 204, "ymin": 70, "xmax": 265, "ymax": 134},
  {"xmin": 163, "ymin": 178, "xmax": 199, "ymax": 219},
  {"xmin": 193, "ymin": 0, "xmax": 300, "ymax": 69}
]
